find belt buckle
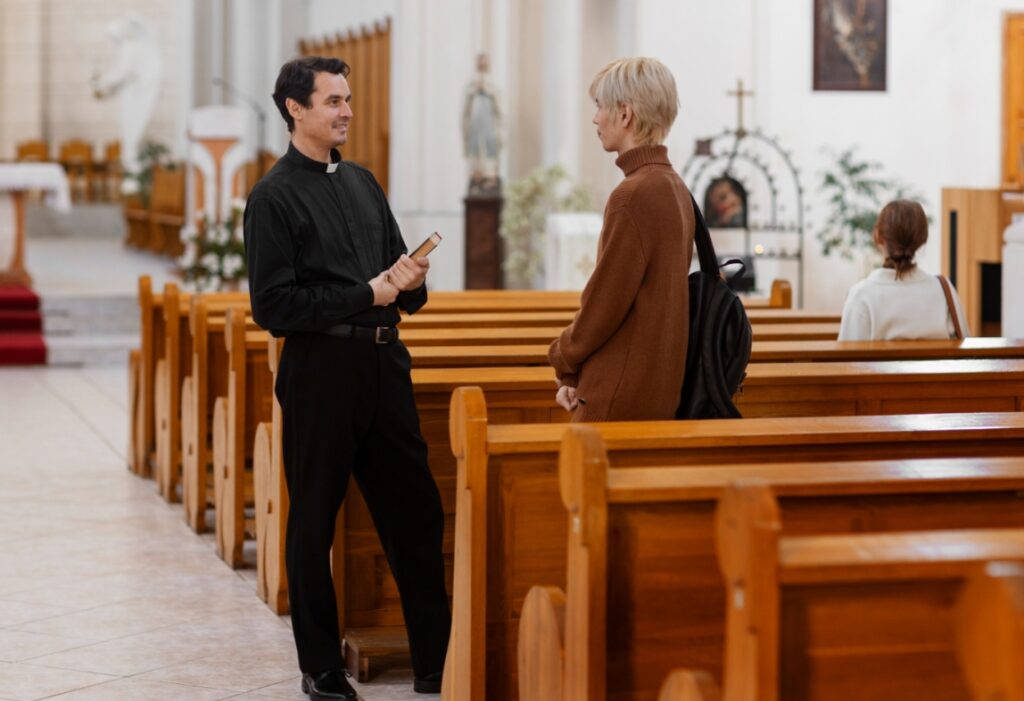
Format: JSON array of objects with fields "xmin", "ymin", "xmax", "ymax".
[{"xmin": 375, "ymin": 326, "xmax": 396, "ymax": 344}]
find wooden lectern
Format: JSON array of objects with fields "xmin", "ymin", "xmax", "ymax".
[
  {"xmin": 0, "ymin": 163, "xmax": 71, "ymax": 287},
  {"xmin": 941, "ymin": 188, "xmax": 1024, "ymax": 335}
]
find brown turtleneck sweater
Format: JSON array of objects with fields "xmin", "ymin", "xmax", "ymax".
[{"xmin": 548, "ymin": 144, "xmax": 694, "ymax": 422}]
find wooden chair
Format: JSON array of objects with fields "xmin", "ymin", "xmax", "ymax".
[
  {"xmin": 15, "ymin": 140, "xmax": 49, "ymax": 162},
  {"xmin": 149, "ymin": 165, "xmax": 186, "ymax": 255},
  {"xmin": 59, "ymin": 139, "xmax": 94, "ymax": 202},
  {"xmin": 97, "ymin": 141, "xmax": 121, "ymax": 201}
]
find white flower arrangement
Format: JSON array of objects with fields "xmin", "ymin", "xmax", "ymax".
[
  {"xmin": 179, "ymin": 201, "xmax": 248, "ymax": 291},
  {"xmin": 499, "ymin": 165, "xmax": 591, "ymax": 289}
]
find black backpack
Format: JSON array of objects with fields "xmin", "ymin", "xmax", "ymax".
[{"xmin": 675, "ymin": 195, "xmax": 752, "ymax": 419}]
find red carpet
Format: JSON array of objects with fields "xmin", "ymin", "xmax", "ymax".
[{"xmin": 0, "ymin": 286, "xmax": 46, "ymax": 365}]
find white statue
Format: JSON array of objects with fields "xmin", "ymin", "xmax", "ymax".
[
  {"xmin": 462, "ymin": 53, "xmax": 502, "ymax": 195},
  {"xmin": 90, "ymin": 14, "xmax": 161, "ymax": 194}
]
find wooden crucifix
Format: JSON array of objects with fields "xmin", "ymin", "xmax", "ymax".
[{"xmin": 727, "ymin": 78, "xmax": 755, "ymax": 137}]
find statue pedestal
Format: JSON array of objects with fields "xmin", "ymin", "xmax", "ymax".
[{"xmin": 464, "ymin": 195, "xmax": 504, "ymax": 289}]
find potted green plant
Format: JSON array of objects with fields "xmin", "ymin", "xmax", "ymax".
[
  {"xmin": 817, "ymin": 148, "xmax": 925, "ymax": 264},
  {"xmin": 123, "ymin": 140, "xmax": 173, "ymax": 205}
]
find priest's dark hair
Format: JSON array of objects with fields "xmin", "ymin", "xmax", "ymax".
[{"xmin": 272, "ymin": 56, "xmax": 350, "ymax": 133}]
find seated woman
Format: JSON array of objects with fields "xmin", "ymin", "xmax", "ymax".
[{"xmin": 838, "ymin": 199, "xmax": 969, "ymax": 341}]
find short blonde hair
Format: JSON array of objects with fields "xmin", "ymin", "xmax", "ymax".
[{"xmin": 589, "ymin": 57, "xmax": 679, "ymax": 145}]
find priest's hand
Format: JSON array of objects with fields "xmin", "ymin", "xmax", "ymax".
[
  {"xmin": 555, "ymin": 385, "xmax": 579, "ymax": 412},
  {"xmin": 369, "ymin": 271, "xmax": 400, "ymax": 306},
  {"xmin": 388, "ymin": 254, "xmax": 430, "ymax": 291}
]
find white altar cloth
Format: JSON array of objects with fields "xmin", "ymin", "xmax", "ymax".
[
  {"xmin": 0, "ymin": 163, "xmax": 71, "ymax": 208},
  {"xmin": 544, "ymin": 212, "xmax": 602, "ymax": 290},
  {"xmin": 0, "ymin": 164, "xmax": 71, "ymax": 276}
]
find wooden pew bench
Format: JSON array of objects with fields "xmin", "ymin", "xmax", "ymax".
[
  {"xmin": 130, "ymin": 274, "xmax": 246, "ymax": 478},
  {"xmin": 956, "ymin": 561, "xmax": 1024, "ymax": 701},
  {"xmin": 738, "ymin": 358, "xmax": 1024, "ymax": 417},
  {"xmin": 243, "ymin": 356, "xmax": 1024, "ymax": 679},
  {"xmin": 396, "ymin": 322, "xmax": 839, "ymax": 347},
  {"xmin": 518, "ymin": 430, "xmax": 1024, "ymax": 701},
  {"xmin": 211, "ymin": 309, "xmax": 274, "ymax": 565},
  {"xmin": 180, "ymin": 301, "xmax": 261, "ymax": 530},
  {"xmin": 442, "ymin": 389, "xmax": 1024, "ymax": 701},
  {"xmin": 416, "ymin": 279, "xmax": 793, "ymax": 312},
  {"xmin": 709, "ymin": 484, "xmax": 1024, "ymax": 700},
  {"xmin": 397, "ymin": 308, "xmax": 839, "ymax": 330},
  {"xmin": 405, "ymin": 338, "xmax": 1024, "ymax": 369},
  {"xmin": 152, "ymin": 285, "xmax": 251, "ymax": 501}
]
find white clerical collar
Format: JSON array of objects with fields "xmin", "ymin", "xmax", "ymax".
[{"xmin": 326, "ymin": 161, "xmax": 339, "ymax": 173}]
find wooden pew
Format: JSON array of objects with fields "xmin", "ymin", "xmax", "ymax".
[
  {"xmin": 130, "ymin": 275, "xmax": 247, "ymax": 478},
  {"xmin": 738, "ymin": 359, "xmax": 1024, "ymax": 417},
  {"xmin": 656, "ymin": 562, "xmax": 1024, "ymax": 701},
  {"xmin": 132, "ymin": 275, "xmax": 161, "ymax": 476},
  {"xmin": 181, "ymin": 297, "xmax": 252, "ymax": 531},
  {"xmin": 254, "ymin": 338, "xmax": 287, "ymax": 611},
  {"xmin": 957, "ymin": 561, "xmax": 1024, "ymax": 701},
  {"xmin": 518, "ymin": 430, "xmax": 1024, "ymax": 701},
  {"xmin": 442, "ymin": 390, "xmax": 1024, "ymax": 701},
  {"xmin": 152, "ymin": 287, "xmax": 251, "ymax": 500},
  {"xmin": 417, "ymin": 279, "xmax": 793, "ymax": 312},
  {"xmin": 398, "ymin": 308, "xmax": 839, "ymax": 329},
  {"xmin": 245, "ymin": 354, "xmax": 1024, "ymax": 683},
  {"xmin": 394, "ymin": 322, "xmax": 838, "ymax": 347},
  {"xmin": 211, "ymin": 308, "xmax": 274, "ymax": 566},
  {"xmin": 154, "ymin": 282, "xmax": 191, "ymax": 499},
  {"xmin": 750, "ymin": 337, "xmax": 1024, "ymax": 362},
  {"xmin": 406, "ymin": 338, "xmax": 1024, "ymax": 369},
  {"xmin": 711, "ymin": 484, "xmax": 1024, "ymax": 700}
]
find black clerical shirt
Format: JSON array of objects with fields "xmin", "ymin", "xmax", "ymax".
[{"xmin": 243, "ymin": 143, "xmax": 426, "ymax": 337}]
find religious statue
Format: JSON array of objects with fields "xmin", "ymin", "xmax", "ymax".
[
  {"xmin": 90, "ymin": 14, "xmax": 162, "ymax": 194},
  {"xmin": 462, "ymin": 53, "xmax": 502, "ymax": 196}
]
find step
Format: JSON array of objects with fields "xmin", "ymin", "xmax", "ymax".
[
  {"xmin": 44, "ymin": 333, "xmax": 136, "ymax": 367},
  {"xmin": 0, "ymin": 332, "xmax": 46, "ymax": 365},
  {"xmin": 0, "ymin": 309, "xmax": 43, "ymax": 332},
  {"xmin": 41, "ymin": 295, "xmax": 138, "ymax": 336}
]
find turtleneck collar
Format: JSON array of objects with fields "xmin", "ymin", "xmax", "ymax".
[
  {"xmin": 285, "ymin": 142, "xmax": 342, "ymax": 173},
  {"xmin": 615, "ymin": 144, "xmax": 671, "ymax": 176}
]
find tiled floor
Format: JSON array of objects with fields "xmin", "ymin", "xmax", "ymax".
[{"xmin": 0, "ymin": 365, "xmax": 434, "ymax": 700}]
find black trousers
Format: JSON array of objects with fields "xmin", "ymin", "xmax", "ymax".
[{"xmin": 275, "ymin": 332, "xmax": 451, "ymax": 677}]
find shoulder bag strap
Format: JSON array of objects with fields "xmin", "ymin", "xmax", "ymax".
[{"xmin": 936, "ymin": 274, "xmax": 964, "ymax": 340}]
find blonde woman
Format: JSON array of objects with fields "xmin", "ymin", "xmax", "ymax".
[{"xmin": 548, "ymin": 57, "xmax": 695, "ymax": 421}]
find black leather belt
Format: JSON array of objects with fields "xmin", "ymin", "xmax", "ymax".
[{"xmin": 323, "ymin": 324, "xmax": 399, "ymax": 344}]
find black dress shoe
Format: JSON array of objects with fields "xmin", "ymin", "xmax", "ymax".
[
  {"xmin": 301, "ymin": 669, "xmax": 358, "ymax": 700},
  {"xmin": 413, "ymin": 671, "xmax": 442, "ymax": 693}
]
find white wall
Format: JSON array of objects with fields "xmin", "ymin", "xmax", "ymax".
[
  {"xmin": 308, "ymin": 0, "xmax": 395, "ymax": 33},
  {"xmin": 0, "ymin": 0, "xmax": 183, "ymax": 161},
  {"xmin": 0, "ymin": 0, "xmax": 44, "ymax": 159},
  {"xmin": 387, "ymin": 0, "xmax": 477, "ymax": 290},
  {"xmin": 633, "ymin": 0, "xmax": 1024, "ymax": 310}
]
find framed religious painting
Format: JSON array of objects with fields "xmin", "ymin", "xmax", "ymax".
[{"xmin": 813, "ymin": 0, "xmax": 887, "ymax": 91}]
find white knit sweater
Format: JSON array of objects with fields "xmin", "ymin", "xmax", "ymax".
[{"xmin": 837, "ymin": 267, "xmax": 970, "ymax": 341}]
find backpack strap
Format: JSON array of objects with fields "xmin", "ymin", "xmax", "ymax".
[
  {"xmin": 936, "ymin": 274, "xmax": 965, "ymax": 340},
  {"xmin": 690, "ymin": 194, "xmax": 746, "ymax": 282},
  {"xmin": 690, "ymin": 193, "xmax": 719, "ymax": 275}
]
